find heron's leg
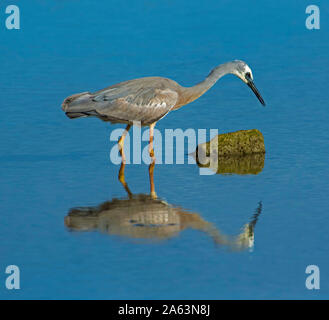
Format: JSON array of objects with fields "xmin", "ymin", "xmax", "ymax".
[
  {"xmin": 118, "ymin": 124, "xmax": 131, "ymax": 163},
  {"xmin": 148, "ymin": 122, "xmax": 157, "ymax": 198},
  {"xmin": 118, "ymin": 161, "xmax": 133, "ymax": 199},
  {"xmin": 148, "ymin": 122, "xmax": 156, "ymax": 162},
  {"xmin": 149, "ymin": 160, "xmax": 157, "ymax": 199},
  {"xmin": 118, "ymin": 124, "xmax": 131, "ymax": 192}
]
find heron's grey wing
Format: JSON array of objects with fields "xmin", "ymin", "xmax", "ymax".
[{"xmin": 92, "ymin": 86, "xmax": 178, "ymax": 125}]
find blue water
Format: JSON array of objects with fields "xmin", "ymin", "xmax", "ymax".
[{"xmin": 1, "ymin": 0, "xmax": 328, "ymax": 299}]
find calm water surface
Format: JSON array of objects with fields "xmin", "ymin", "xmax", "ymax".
[{"xmin": 0, "ymin": 0, "xmax": 328, "ymax": 299}]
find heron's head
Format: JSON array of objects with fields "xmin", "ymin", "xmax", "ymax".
[{"xmin": 231, "ymin": 60, "xmax": 265, "ymax": 106}]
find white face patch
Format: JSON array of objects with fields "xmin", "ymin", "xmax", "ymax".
[
  {"xmin": 244, "ymin": 65, "xmax": 253, "ymax": 80},
  {"xmin": 231, "ymin": 61, "xmax": 253, "ymax": 83}
]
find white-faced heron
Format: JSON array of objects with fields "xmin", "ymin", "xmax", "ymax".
[{"xmin": 62, "ymin": 60, "xmax": 265, "ymax": 162}]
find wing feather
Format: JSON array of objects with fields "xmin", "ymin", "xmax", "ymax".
[{"xmin": 92, "ymin": 84, "xmax": 178, "ymax": 125}]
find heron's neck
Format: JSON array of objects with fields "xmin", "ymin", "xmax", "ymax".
[{"xmin": 178, "ymin": 62, "xmax": 235, "ymax": 107}]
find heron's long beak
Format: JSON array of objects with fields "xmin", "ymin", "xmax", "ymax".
[{"xmin": 246, "ymin": 76, "xmax": 265, "ymax": 106}]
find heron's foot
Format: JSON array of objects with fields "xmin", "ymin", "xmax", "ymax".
[{"xmin": 150, "ymin": 191, "xmax": 157, "ymax": 199}]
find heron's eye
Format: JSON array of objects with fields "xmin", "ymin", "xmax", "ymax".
[{"xmin": 245, "ymin": 72, "xmax": 251, "ymax": 79}]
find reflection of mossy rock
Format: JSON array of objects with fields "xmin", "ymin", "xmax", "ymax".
[
  {"xmin": 196, "ymin": 153, "xmax": 265, "ymax": 175},
  {"xmin": 197, "ymin": 129, "xmax": 265, "ymax": 157},
  {"xmin": 194, "ymin": 129, "xmax": 265, "ymax": 174}
]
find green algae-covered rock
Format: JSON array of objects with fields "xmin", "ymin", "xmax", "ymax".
[
  {"xmin": 199, "ymin": 129, "xmax": 265, "ymax": 157},
  {"xmin": 194, "ymin": 129, "xmax": 266, "ymax": 175}
]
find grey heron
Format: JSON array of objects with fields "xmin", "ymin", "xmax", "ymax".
[{"xmin": 62, "ymin": 60, "xmax": 265, "ymax": 163}]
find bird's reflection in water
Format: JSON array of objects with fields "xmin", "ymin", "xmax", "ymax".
[{"xmin": 65, "ymin": 161, "xmax": 263, "ymax": 251}]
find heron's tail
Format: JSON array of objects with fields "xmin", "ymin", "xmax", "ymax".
[{"xmin": 62, "ymin": 92, "xmax": 98, "ymax": 119}]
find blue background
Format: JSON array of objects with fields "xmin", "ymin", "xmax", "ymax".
[{"xmin": 0, "ymin": 0, "xmax": 328, "ymax": 299}]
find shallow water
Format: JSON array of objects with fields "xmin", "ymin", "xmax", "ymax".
[{"xmin": 1, "ymin": 0, "xmax": 328, "ymax": 299}]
